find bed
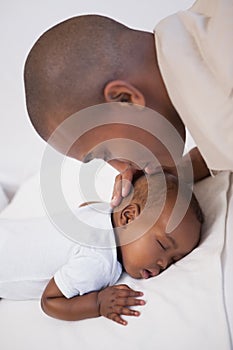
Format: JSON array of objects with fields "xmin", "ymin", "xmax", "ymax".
[
  {"xmin": 0, "ymin": 160, "xmax": 232, "ymax": 350},
  {"xmin": 1, "ymin": 0, "xmax": 232, "ymax": 348}
]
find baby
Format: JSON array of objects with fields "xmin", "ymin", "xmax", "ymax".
[{"xmin": 0, "ymin": 173, "xmax": 203, "ymax": 326}]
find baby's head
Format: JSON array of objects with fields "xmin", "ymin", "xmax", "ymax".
[{"xmin": 112, "ymin": 173, "xmax": 203, "ymax": 279}]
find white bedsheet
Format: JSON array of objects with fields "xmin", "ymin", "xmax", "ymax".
[
  {"xmin": 0, "ymin": 185, "xmax": 9, "ymax": 212},
  {"xmin": 222, "ymin": 175, "xmax": 233, "ymax": 345},
  {"xmin": 0, "ymin": 169, "xmax": 232, "ymax": 350}
]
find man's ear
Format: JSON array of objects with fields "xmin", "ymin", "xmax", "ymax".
[
  {"xmin": 104, "ymin": 80, "xmax": 145, "ymax": 106},
  {"xmin": 120, "ymin": 203, "xmax": 141, "ymax": 225}
]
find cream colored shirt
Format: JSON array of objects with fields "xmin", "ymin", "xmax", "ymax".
[{"xmin": 155, "ymin": 0, "xmax": 233, "ymax": 172}]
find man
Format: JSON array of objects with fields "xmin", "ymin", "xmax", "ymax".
[{"xmin": 24, "ymin": 0, "xmax": 232, "ymax": 205}]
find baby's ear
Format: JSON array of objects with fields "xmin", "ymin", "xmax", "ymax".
[{"xmin": 120, "ymin": 203, "xmax": 140, "ymax": 225}]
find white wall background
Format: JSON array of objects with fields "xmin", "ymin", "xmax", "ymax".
[{"xmin": 0, "ymin": 0, "xmax": 195, "ymax": 197}]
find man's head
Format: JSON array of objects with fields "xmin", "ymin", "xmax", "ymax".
[
  {"xmin": 112, "ymin": 173, "xmax": 203, "ymax": 279},
  {"xmin": 24, "ymin": 15, "xmax": 185, "ymax": 172}
]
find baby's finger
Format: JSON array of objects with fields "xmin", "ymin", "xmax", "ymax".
[
  {"xmin": 116, "ymin": 297, "xmax": 146, "ymax": 307},
  {"xmin": 114, "ymin": 306, "xmax": 141, "ymax": 317},
  {"xmin": 114, "ymin": 283, "xmax": 131, "ymax": 290},
  {"xmin": 110, "ymin": 313, "xmax": 128, "ymax": 326},
  {"xmin": 116, "ymin": 288, "xmax": 144, "ymax": 298}
]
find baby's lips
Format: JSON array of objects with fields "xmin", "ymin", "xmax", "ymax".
[
  {"xmin": 140, "ymin": 269, "xmax": 150, "ymax": 279},
  {"xmin": 140, "ymin": 268, "xmax": 160, "ymax": 279}
]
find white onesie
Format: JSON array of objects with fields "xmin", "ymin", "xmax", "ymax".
[{"xmin": 0, "ymin": 203, "xmax": 122, "ymax": 300}]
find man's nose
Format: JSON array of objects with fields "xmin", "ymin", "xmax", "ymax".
[{"xmin": 107, "ymin": 159, "xmax": 131, "ymax": 173}]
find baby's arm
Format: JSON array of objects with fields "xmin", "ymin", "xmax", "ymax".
[{"xmin": 41, "ymin": 278, "xmax": 145, "ymax": 326}]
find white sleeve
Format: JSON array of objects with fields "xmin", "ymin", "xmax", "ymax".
[{"xmin": 54, "ymin": 252, "xmax": 110, "ymax": 299}]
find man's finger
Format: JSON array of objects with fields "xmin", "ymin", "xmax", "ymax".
[
  {"xmin": 121, "ymin": 168, "xmax": 134, "ymax": 197},
  {"xmin": 111, "ymin": 174, "xmax": 123, "ymax": 207},
  {"xmin": 144, "ymin": 163, "xmax": 161, "ymax": 175},
  {"xmin": 108, "ymin": 159, "xmax": 130, "ymax": 174}
]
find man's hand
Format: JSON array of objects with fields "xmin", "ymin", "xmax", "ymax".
[
  {"xmin": 109, "ymin": 160, "xmax": 143, "ymax": 207},
  {"xmin": 111, "ymin": 168, "xmax": 139, "ymax": 207},
  {"xmin": 109, "ymin": 147, "xmax": 210, "ymax": 208},
  {"xmin": 97, "ymin": 284, "xmax": 146, "ymax": 326}
]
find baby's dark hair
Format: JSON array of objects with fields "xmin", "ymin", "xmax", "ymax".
[{"xmin": 130, "ymin": 172, "xmax": 204, "ymax": 225}]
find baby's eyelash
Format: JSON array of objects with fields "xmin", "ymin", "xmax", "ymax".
[{"xmin": 157, "ymin": 240, "xmax": 166, "ymax": 250}]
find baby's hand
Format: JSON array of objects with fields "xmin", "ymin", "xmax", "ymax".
[{"xmin": 97, "ymin": 284, "xmax": 145, "ymax": 326}]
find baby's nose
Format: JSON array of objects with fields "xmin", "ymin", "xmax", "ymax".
[{"xmin": 157, "ymin": 258, "xmax": 169, "ymax": 271}]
